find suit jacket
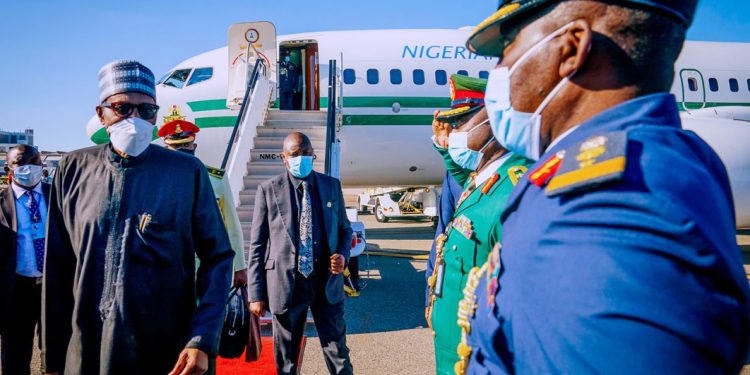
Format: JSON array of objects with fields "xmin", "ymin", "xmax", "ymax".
[
  {"xmin": 0, "ymin": 182, "xmax": 51, "ymax": 333},
  {"xmin": 248, "ymin": 171, "xmax": 352, "ymax": 314}
]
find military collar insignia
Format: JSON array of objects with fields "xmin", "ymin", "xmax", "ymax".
[
  {"xmin": 507, "ymin": 166, "xmax": 528, "ymax": 186},
  {"xmin": 529, "ymin": 150, "xmax": 566, "ymax": 188},
  {"xmin": 546, "ymin": 131, "xmax": 628, "ymax": 196}
]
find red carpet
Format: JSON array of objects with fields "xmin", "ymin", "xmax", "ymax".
[{"xmin": 216, "ymin": 336, "xmax": 307, "ymax": 375}]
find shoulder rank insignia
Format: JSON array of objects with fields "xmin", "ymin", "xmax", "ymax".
[
  {"xmin": 529, "ymin": 150, "xmax": 565, "ymax": 187},
  {"xmin": 205, "ymin": 165, "xmax": 225, "ymax": 179},
  {"xmin": 486, "ymin": 243, "xmax": 502, "ymax": 311},
  {"xmin": 507, "ymin": 166, "xmax": 528, "ymax": 186},
  {"xmin": 546, "ymin": 132, "xmax": 627, "ymax": 196}
]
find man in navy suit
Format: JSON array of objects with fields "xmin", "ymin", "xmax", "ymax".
[{"xmin": 0, "ymin": 145, "xmax": 51, "ymax": 374}]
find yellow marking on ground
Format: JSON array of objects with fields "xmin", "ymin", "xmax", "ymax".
[{"xmin": 367, "ymin": 250, "xmax": 429, "ymax": 260}]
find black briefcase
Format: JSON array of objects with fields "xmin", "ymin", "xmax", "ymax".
[{"xmin": 218, "ymin": 286, "xmax": 250, "ymax": 358}]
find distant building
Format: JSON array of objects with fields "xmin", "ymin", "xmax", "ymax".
[{"xmin": 0, "ymin": 129, "xmax": 34, "ymax": 152}]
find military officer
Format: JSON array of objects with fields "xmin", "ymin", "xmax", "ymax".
[
  {"xmin": 427, "ymin": 74, "xmax": 532, "ymax": 375},
  {"xmin": 425, "ymin": 74, "xmax": 487, "ymax": 307},
  {"xmin": 158, "ymin": 120, "xmax": 248, "ymax": 287},
  {"xmin": 459, "ymin": 1, "xmax": 750, "ymax": 374},
  {"xmin": 279, "ymin": 51, "xmax": 298, "ymax": 110}
]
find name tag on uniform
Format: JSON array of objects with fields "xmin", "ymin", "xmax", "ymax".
[
  {"xmin": 453, "ymin": 215, "xmax": 474, "ymax": 240},
  {"xmin": 31, "ymin": 222, "xmax": 45, "ymax": 240}
]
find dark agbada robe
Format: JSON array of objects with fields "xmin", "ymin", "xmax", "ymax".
[{"xmin": 42, "ymin": 144, "xmax": 234, "ymax": 374}]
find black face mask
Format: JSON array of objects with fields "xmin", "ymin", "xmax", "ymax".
[{"xmin": 177, "ymin": 148, "xmax": 196, "ymax": 156}]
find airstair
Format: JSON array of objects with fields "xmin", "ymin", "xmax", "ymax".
[{"xmin": 236, "ymin": 110, "xmax": 329, "ymax": 243}]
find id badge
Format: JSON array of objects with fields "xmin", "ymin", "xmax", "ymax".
[{"xmin": 31, "ymin": 222, "xmax": 45, "ymax": 240}]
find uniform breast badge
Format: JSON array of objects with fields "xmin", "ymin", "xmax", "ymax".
[
  {"xmin": 486, "ymin": 243, "xmax": 502, "ymax": 311},
  {"xmin": 453, "ymin": 215, "xmax": 474, "ymax": 240},
  {"xmin": 455, "ymin": 264, "xmax": 487, "ymax": 375}
]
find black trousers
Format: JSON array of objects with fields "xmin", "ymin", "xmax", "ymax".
[
  {"xmin": 1, "ymin": 275, "xmax": 41, "ymax": 375},
  {"xmin": 272, "ymin": 273, "xmax": 352, "ymax": 375}
]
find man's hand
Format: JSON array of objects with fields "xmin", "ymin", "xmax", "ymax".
[
  {"xmin": 432, "ymin": 109, "xmax": 451, "ymax": 148},
  {"xmin": 249, "ymin": 301, "xmax": 267, "ymax": 317},
  {"xmin": 233, "ymin": 268, "xmax": 248, "ymax": 287},
  {"xmin": 168, "ymin": 348, "xmax": 208, "ymax": 375},
  {"xmin": 330, "ymin": 253, "xmax": 345, "ymax": 275}
]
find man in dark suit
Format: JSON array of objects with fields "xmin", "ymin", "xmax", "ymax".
[
  {"xmin": 248, "ymin": 132, "xmax": 353, "ymax": 375},
  {"xmin": 0, "ymin": 145, "xmax": 50, "ymax": 374}
]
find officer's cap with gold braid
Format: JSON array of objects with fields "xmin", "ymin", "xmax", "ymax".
[
  {"xmin": 467, "ymin": 0, "xmax": 698, "ymax": 58},
  {"xmin": 436, "ymin": 74, "xmax": 487, "ymax": 125},
  {"xmin": 158, "ymin": 119, "xmax": 201, "ymax": 145}
]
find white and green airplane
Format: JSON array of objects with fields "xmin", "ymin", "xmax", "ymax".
[{"xmin": 86, "ymin": 26, "xmax": 750, "ymax": 228}]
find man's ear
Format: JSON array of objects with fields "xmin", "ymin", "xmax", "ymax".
[{"xmin": 558, "ymin": 19, "xmax": 592, "ymax": 78}]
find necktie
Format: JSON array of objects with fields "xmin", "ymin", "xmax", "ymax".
[
  {"xmin": 26, "ymin": 190, "xmax": 45, "ymax": 273},
  {"xmin": 298, "ymin": 181, "xmax": 313, "ymax": 277}
]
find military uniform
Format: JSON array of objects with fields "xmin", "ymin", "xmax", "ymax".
[
  {"xmin": 427, "ymin": 75, "xmax": 532, "ymax": 375},
  {"xmin": 460, "ymin": 1, "xmax": 750, "ymax": 374},
  {"xmin": 279, "ymin": 59, "xmax": 298, "ymax": 110},
  {"xmin": 158, "ymin": 120, "xmax": 247, "ymax": 273}
]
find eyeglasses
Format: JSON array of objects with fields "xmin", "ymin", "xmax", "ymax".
[{"xmin": 100, "ymin": 102, "xmax": 160, "ymax": 119}]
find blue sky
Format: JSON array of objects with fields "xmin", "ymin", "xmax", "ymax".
[{"xmin": 1, "ymin": 0, "xmax": 748, "ymax": 152}]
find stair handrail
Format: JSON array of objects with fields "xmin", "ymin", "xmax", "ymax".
[
  {"xmin": 324, "ymin": 60, "xmax": 337, "ymax": 176},
  {"xmin": 221, "ymin": 58, "xmax": 265, "ymax": 170}
]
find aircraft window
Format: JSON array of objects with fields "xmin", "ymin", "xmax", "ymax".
[
  {"xmin": 729, "ymin": 78, "xmax": 739, "ymax": 92},
  {"xmin": 479, "ymin": 71, "xmax": 489, "ymax": 79},
  {"xmin": 163, "ymin": 69, "xmax": 192, "ymax": 89},
  {"xmin": 687, "ymin": 78, "xmax": 698, "ymax": 92},
  {"xmin": 343, "ymin": 69, "xmax": 356, "ymax": 84},
  {"xmin": 435, "ymin": 70, "xmax": 447, "ymax": 85},
  {"xmin": 367, "ymin": 69, "xmax": 379, "ymax": 85},
  {"xmin": 457, "ymin": 70, "xmax": 469, "ymax": 76},
  {"xmin": 187, "ymin": 67, "xmax": 213, "ymax": 86},
  {"xmin": 157, "ymin": 71, "xmax": 171, "ymax": 85},
  {"xmin": 708, "ymin": 78, "xmax": 719, "ymax": 92},
  {"xmin": 413, "ymin": 69, "xmax": 425, "ymax": 85},
  {"xmin": 390, "ymin": 69, "xmax": 403, "ymax": 85}
]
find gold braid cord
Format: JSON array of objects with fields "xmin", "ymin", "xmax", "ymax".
[{"xmin": 454, "ymin": 264, "xmax": 487, "ymax": 375}]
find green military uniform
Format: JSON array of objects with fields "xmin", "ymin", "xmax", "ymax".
[{"xmin": 429, "ymin": 146, "xmax": 532, "ymax": 375}]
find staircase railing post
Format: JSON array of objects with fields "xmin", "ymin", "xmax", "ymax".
[
  {"xmin": 221, "ymin": 59, "xmax": 264, "ymax": 170},
  {"xmin": 324, "ymin": 60, "xmax": 337, "ymax": 176}
]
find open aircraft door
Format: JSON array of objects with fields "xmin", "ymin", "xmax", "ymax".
[
  {"xmin": 227, "ymin": 22, "xmax": 277, "ymax": 110},
  {"xmin": 679, "ymin": 68, "xmax": 706, "ymax": 112}
]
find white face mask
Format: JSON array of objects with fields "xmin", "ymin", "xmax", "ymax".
[
  {"xmin": 107, "ymin": 117, "xmax": 154, "ymax": 157},
  {"xmin": 485, "ymin": 22, "xmax": 582, "ymax": 161},
  {"xmin": 13, "ymin": 164, "xmax": 43, "ymax": 188}
]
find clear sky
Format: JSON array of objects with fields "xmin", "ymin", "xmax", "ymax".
[{"xmin": 1, "ymin": 0, "xmax": 748, "ymax": 152}]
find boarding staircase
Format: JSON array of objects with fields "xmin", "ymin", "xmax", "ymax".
[{"xmin": 236, "ymin": 110, "xmax": 329, "ymax": 243}]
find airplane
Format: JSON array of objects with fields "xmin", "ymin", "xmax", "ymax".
[{"xmin": 86, "ymin": 27, "xmax": 750, "ymax": 228}]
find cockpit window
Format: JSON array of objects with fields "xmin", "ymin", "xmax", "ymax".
[
  {"xmin": 156, "ymin": 71, "xmax": 172, "ymax": 85},
  {"xmin": 163, "ymin": 69, "xmax": 192, "ymax": 88},
  {"xmin": 187, "ymin": 67, "xmax": 213, "ymax": 86}
]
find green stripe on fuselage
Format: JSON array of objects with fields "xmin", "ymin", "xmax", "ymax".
[
  {"xmin": 187, "ymin": 99, "xmax": 228, "ymax": 112},
  {"xmin": 195, "ymin": 116, "xmax": 238, "ymax": 128},
  {"xmin": 342, "ymin": 114, "xmax": 433, "ymax": 126}
]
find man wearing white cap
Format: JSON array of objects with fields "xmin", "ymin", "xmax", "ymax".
[{"xmin": 42, "ymin": 60, "xmax": 234, "ymax": 375}]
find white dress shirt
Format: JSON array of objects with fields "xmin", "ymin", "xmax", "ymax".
[{"xmin": 12, "ymin": 182, "xmax": 47, "ymax": 277}]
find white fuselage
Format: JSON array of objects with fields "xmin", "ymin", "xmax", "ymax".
[{"xmin": 86, "ymin": 30, "xmax": 750, "ymax": 227}]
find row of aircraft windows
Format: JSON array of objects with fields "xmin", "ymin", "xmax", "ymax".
[
  {"xmin": 157, "ymin": 67, "xmax": 214, "ymax": 89},
  {"xmin": 343, "ymin": 68, "xmax": 490, "ymax": 86},
  {"xmin": 686, "ymin": 77, "xmax": 750, "ymax": 93}
]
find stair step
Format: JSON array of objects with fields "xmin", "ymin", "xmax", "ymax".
[
  {"xmin": 256, "ymin": 127, "xmax": 327, "ymax": 138},
  {"xmin": 267, "ymin": 110, "xmax": 328, "ymax": 121},
  {"xmin": 265, "ymin": 119, "xmax": 327, "ymax": 128},
  {"xmin": 254, "ymin": 137, "xmax": 326, "ymax": 149},
  {"xmin": 239, "ymin": 192, "xmax": 257, "ymax": 205}
]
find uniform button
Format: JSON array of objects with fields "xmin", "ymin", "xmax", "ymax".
[{"xmin": 452, "ymin": 245, "xmax": 457, "ymax": 251}]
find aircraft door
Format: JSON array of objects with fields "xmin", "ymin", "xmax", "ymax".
[
  {"xmin": 679, "ymin": 69, "xmax": 706, "ymax": 111},
  {"xmin": 227, "ymin": 22, "xmax": 277, "ymax": 109},
  {"xmin": 280, "ymin": 40, "xmax": 319, "ymax": 111}
]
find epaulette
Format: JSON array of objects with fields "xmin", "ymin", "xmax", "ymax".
[
  {"xmin": 545, "ymin": 131, "xmax": 628, "ymax": 196},
  {"xmin": 205, "ymin": 165, "xmax": 225, "ymax": 179}
]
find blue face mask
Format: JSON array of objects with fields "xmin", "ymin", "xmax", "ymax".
[
  {"xmin": 287, "ymin": 155, "xmax": 313, "ymax": 178},
  {"xmin": 448, "ymin": 119, "xmax": 493, "ymax": 171},
  {"xmin": 485, "ymin": 22, "xmax": 579, "ymax": 161}
]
